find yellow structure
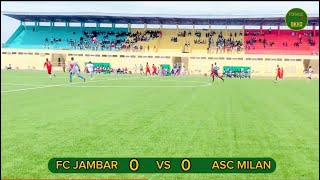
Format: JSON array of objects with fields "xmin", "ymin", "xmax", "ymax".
[
  {"xmin": 1, "ymin": 47, "xmax": 318, "ymax": 78},
  {"xmin": 128, "ymin": 29, "xmax": 244, "ymax": 53}
]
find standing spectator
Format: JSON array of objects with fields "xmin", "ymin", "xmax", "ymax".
[
  {"xmin": 62, "ymin": 61, "xmax": 66, "ymax": 73},
  {"xmin": 299, "ymin": 34, "xmax": 302, "ymax": 43}
]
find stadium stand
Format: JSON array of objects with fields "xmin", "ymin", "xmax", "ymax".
[
  {"xmin": 7, "ymin": 25, "xmax": 318, "ymax": 56},
  {"xmin": 1, "ymin": 12, "xmax": 319, "ymax": 78},
  {"xmin": 4, "ymin": 26, "xmax": 129, "ymax": 51},
  {"xmin": 244, "ymin": 29, "xmax": 319, "ymax": 55}
]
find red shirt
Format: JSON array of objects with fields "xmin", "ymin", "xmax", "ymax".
[
  {"xmin": 146, "ymin": 64, "xmax": 150, "ymax": 69},
  {"xmin": 277, "ymin": 67, "xmax": 281, "ymax": 73},
  {"xmin": 44, "ymin": 61, "xmax": 52, "ymax": 69}
]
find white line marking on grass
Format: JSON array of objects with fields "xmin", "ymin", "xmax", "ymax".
[
  {"xmin": 1, "ymin": 77, "xmax": 142, "ymax": 93},
  {"xmin": 68, "ymin": 81, "xmax": 212, "ymax": 88},
  {"xmin": 1, "ymin": 83, "xmax": 48, "ymax": 86},
  {"xmin": 66, "ymin": 77, "xmax": 212, "ymax": 88},
  {"xmin": 67, "ymin": 84, "xmax": 211, "ymax": 88},
  {"xmin": 1, "ymin": 82, "xmax": 87, "ymax": 93}
]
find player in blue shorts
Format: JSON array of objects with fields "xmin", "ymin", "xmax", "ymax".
[{"xmin": 69, "ymin": 57, "xmax": 86, "ymax": 82}]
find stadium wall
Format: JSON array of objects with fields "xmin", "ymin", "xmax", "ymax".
[{"xmin": 1, "ymin": 48, "xmax": 318, "ymax": 78}]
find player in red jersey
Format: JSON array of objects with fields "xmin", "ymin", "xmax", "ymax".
[
  {"xmin": 44, "ymin": 58, "xmax": 56, "ymax": 79},
  {"xmin": 280, "ymin": 68, "xmax": 284, "ymax": 79},
  {"xmin": 274, "ymin": 65, "xmax": 281, "ymax": 83},
  {"xmin": 152, "ymin": 64, "xmax": 157, "ymax": 75},
  {"xmin": 210, "ymin": 64, "xmax": 215, "ymax": 77},
  {"xmin": 212, "ymin": 63, "xmax": 224, "ymax": 82},
  {"xmin": 146, "ymin": 62, "xmax": 151, "ymax": 76}
]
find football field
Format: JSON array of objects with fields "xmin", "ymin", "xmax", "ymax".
[{"xmin": 1, "ymin": 71, "xmax": 319, "ymax": 179}]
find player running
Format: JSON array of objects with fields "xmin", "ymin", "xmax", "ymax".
[
  {"xmin": 280, "ymin": 67, "xmax": 284, "ymax": 79},
  {"xmin": 44, "ymin": 58, "xmax": 56, "ymax": 79},
  {"xmin": 152, "ymin": 64, "xmax": 157, "ymax": 75},
  {"xmin": 86, "ymin": 61, "xmax": 94, "ymax": 80},
  {"xmin": 211, "ymin": 64, "xmax": 215, "ymax": 77},
  {"xmin": 212, "ymin": 63, "xmax": 224, "ymax": 82},
  {"xmin": 274, "ymin": 65, "xmax": 281, "ymax": 83},
  {"xmin": 146, "ymin": 62, "xmax": 151, "ymax": 76},
  {"xmin": 69, "ymin": 57, "xmax": 86, "ymax": 82},
  {"xmin": 134, "ymin": 64, "xmax": 138, "ymax": 74},
  {"xmin": 308, "ymin": 66, "xmax": 313, "ymax": 79},
  {"xmin": 139, "ymin": 64, "xmax": 144, "ymax": 75}
]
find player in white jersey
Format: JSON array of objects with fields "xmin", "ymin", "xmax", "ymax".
[
  {"xmin": 69, "ymin": 57, "xmax": 85, "ymax": 82},
  {"xmin": 308, "ymin": 66, "xmax": 313, "ymax": 79},
  {"xmin": 180, "ymin": 66, "xmax": 186, "ymax": 76},
  {"xmin": 86, "ymin": 61, "xmax": 94, "ymax": 80},
  {"xmin": 134, "ymin": 64, "xmax": 138, "ymax": 74},
  {"xmin": 139, "ymin": 64, "xmax": 144, "ymax": 75}
]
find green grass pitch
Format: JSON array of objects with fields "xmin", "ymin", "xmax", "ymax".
[{"xmin": 1, "ymin": 71, "xmax": 319, "ymax": 179}]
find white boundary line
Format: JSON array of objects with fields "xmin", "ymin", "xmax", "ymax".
[
  {"xmin": 67, "ymin": 84, "xmax": 211, "ymax": 88},
  {"xmin": 1, "ymin": 83, "xmax": 47, "ymax": 86},
  {"xmin": 1, "ymin": 77, "xmax": 211, "ymax": 93},
  {"xmin": 68, "ymin": 78, "xmax": 212, "ymax": 88},
  {"xmin": 1, "ymin": 77, "xmax": 142, "ymax": 93},
  {"xmin": 1, "ymin": 81, "xmax": 88, "ymax": 93}
]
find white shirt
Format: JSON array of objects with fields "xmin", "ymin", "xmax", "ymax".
[
  {"xmin": 309, "ymin": 68, "xmax": 313, "ymax": 75},
  {"xmin": 86, "ymin": 63, "xmax": 94, "ymax": 72},
  {"xmin": 71, "ymin": 60, "xmax": 79, "ymax": 71}
]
